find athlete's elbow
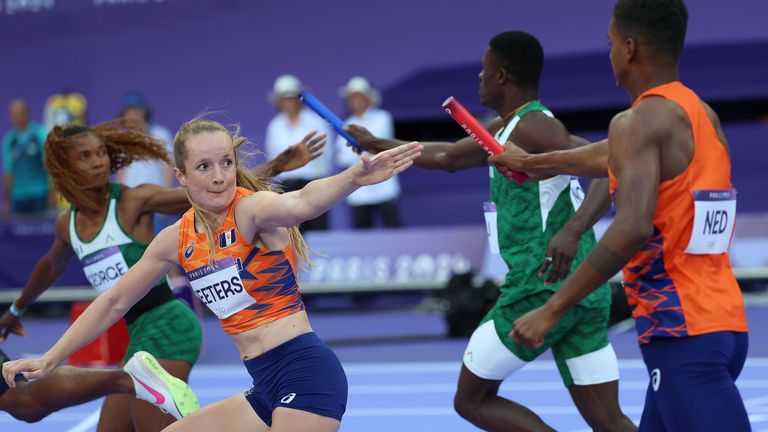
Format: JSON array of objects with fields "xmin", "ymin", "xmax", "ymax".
[
  {"xmin": 106, "ymin": 291, "xmax": 133, "ymax": 316},
  {"xmin": 624, "ymin": 221, "xmax": 654, "ymax": 246}
]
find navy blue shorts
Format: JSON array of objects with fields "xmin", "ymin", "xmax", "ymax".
[
  {"xmin": 243, "ymin": 332, "xmax": 348, "ymax": 426},
  {"xmin": 639, "ymin": 331, "xmax": 749, "ymax": 432}
]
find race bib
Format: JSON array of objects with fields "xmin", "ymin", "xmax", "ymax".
[
  {"xmin": 82, "ymin": 246, "xmax": 129, "ymax": 292},
  {"xmin": 186, "ymin": 256, "xmax": 254, "ymax": 319},
  {"xmin": 483, "ymin": 201, "xmax": 500, "ymax": 254},
  {"xmin": 569, "ymin": 178, "xmax": 585, "ymax": 211},
  {"xmin": 685, "ymin": 189, "xmax": 736, "ymax": 255}
]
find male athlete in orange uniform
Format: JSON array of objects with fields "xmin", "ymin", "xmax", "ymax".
[{"xmin": 494, "ymin": 1, "xmax": 750, "ymax": 431}]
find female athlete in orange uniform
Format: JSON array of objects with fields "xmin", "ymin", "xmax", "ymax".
[{"xmin": 2, "ymin": 117, "xmax": 421, "ymax": 432}]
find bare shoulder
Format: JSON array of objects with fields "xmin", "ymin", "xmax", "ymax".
[
  {"xmin": 514, "ymin": 111, "xmax": 569, "ymax": 153},
  {"xmin": 121, "ymin": 183, "xmax": 165, "ymax": 202},
  {"xmin": 239, "ymin": 190, "xmax": 280, "ymax": 208},
  {"xmin": 486, "ymin": 116, "xmax": 505, "ymax": 134},
  {"xmin": 610, "ymin": 97, "xmax": 686, "ymax": 145},
  {"xmin": 53, "ymin": 211, "xmax": 71, "ymax": 245},
  {"xmin": 516, "ymin": 111, "xmax": 567, "ymax": 136},
  {"xmin": 235, "ymin": 190, "xmax": 281, "ymax": 224},
  {"xmin": 700, "ymin": 100, "xmax": 723, "ymax": 130},
  {"xmin": 148, "ymin": 221, "xmax": 182, "ymax": 263}
]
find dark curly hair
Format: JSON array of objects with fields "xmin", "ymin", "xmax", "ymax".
[{"xmin": 45, "ymin": 118, "xmax": 169, "ymax": 211}]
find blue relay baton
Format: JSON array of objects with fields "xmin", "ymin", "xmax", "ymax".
[{"xmin": 299, "ymin": 91, "xmax": 363, "ymax": 153}]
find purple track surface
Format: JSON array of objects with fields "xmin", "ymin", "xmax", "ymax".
[{"xmin": 1, "ymin": 307, "xmax": 767, "ymax": 431}]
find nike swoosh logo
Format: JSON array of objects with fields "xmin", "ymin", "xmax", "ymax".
[{"xmin": 134, "ymin": 375, "xmax": 166, "ymax": 405}]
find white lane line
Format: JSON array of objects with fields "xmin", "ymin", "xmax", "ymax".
[
  {"xmin": 188, "ymin": 358, "xmax": 768, "ymax": 378},
  {"xmin": 0, "ymin": 410, "xmax": 98, "ymax": 423},
  {"xmin": 344, "ymin": 405, "xmax": 646, "ymax": 417},
  {"xmin": 745, "ymin": 396, "xmax": 768, "ymax": 407},
  {"xmin": 189, "ymin": 379, "xmax": 768, "ymax": 398},
  {"xmin": 66, "ymin": 408, "xmax": 100, "ymax": 432}
]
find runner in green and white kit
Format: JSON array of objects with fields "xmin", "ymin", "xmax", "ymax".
[
  {"xmin": 484, "ymin": 100, "xmax": 611, "ymax": 386},
  {"xmin": 347, "ymin": 31, "xmax": 635, "ymax": 431}
]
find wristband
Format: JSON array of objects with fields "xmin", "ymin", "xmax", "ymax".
[{"xmin": 9, "ymin": 302, "xmax": 25, "ymax": 318}]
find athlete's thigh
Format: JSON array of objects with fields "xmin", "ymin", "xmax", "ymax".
[
  {"xmin": 97, "ymin": 394, "xmax": 134, "ymax": 432},
  {"xmin": 163, "ymin": 394, "xmax": 269, "ymax": 432},
  {"xmin": 455, "ymin": 362, "xmax": 503, "ymax": 405},
  {"xmin": 271, "ymin": 406, "xmax": 340, "ymax": 432},
  {"xmin": 484, "ymin": 291, "xmax": 581, "ymax": 365},
  {"xmin": 640, "ymin": 333, "xmax": 750, "ymax": 432},
  {"xmin": 638, "ymin": 383, "xmax": 667, "ymax": 432},
  {"xmin": 0, "ymin": 382, "xmax": 34, "ymax": 421},
  {"xmin": 462, "ymin": 319, "xmax": 528, "ymax": 384},
  {"xmin": 552, "ymin": 304, "xmax": 616, "ymax": 387}
]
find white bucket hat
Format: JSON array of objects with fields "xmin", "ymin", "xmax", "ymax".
[
  {"xmin": 269, "ymin": 74, "xmax": 303, "ymax": 103},
  {"xmin": 338, "ymin": 76, "xmax": 381, "ymax": 106}
]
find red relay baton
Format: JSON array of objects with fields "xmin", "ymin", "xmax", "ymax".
[{"xmin": 442, "ymin": 96, "xmax": 528, "ymax": 183}]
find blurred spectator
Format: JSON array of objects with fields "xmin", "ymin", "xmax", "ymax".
[
  {"xmin": 265, "ymin": 75, "xmax": 333, "ymax": 231},
  {"xmin": 113, "ymin": 92, "xmax": 193, "ymax": 303},
  {"xmin": 2, "ymin": 99, "xmax": 52, "ymax": 217},
  {"xmin": 43, "ymin": 92, "xmax": 87, "ymax": 129},
  {"xmin": 336, "ymin": 77, "xmax": 401, "ymax": 228},
  {"xmin": 115, "ymin": 91, "xmax": 174, "ymax": 189}
]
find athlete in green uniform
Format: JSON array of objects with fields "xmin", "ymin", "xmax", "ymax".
[
  {"xmin": 0, "ymin": 118, "xmax": 325, "ymax": 430},
  {"xmin": 347, "ymin": 31, "xmax": 635, "ymax": 431}
]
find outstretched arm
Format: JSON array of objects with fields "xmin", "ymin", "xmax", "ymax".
[
  {"xmin": 137, "ymin": 132, "xmax": 328, "ymax": 215},
  {"xmin": 489, "ymin": 138, "xmax": 609, "ymax": 178},
  {"xmin": 247, "ymin": 142, "xmax": 422, "ymax": 229},
  {"xmin": 0, "ymin": 214, "xmax": 75, "ymax": 342},
  {"xmin": 346, "ymin": 121, "xmax": 500, "ymax": 172},
  {"xmin": 1, "ymin": 225, "xmax": 178, "ymax": 387}
]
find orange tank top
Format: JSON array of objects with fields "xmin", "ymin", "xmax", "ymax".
[
  {"xmin": 178, "ymin": 187, "xmax": 305, "ymax": 335},
  {"xmin": 608, "ymin": 82, "xmax": 747, "ymax": 344}
]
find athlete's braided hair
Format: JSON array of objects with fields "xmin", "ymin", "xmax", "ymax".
[{"xmin": 44, "ymin": 118, "xmax": 170, "ymax": 212}]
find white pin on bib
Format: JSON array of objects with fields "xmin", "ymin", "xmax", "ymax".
[
  {"xmin": 186, "ymin": 256, "xmax": 255, "ymax": 319},
  {"xmin": 569, "ymin": 178, "xmax": 585, "ymax": 211},
  {"xmin": 82, "ymin": 246, "xmax": 129, "ymax": 292},
  {"xmin": 685, "ymin": 189, "xmax": 736, "ymax": 255}
]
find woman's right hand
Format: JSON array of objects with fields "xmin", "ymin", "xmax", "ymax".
[
  {"xmin": 2, "ymin": 354, "xmax": 56, "ymax": 389},
  {"xmin": 0, "ymin": 310, "xmax": 26, "ymax": 342},
  {"xmin": 352, "ymin": 141, "xmax": 422, "ymax": 186}
]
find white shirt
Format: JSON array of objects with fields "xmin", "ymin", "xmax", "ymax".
[
  {"xmin": 336, "ymin": 107, "xmax": 400, "ymax": 206},
  {"xmin": 265, "ymin": 108, "xmax": 333, "ymax": 181},
  {"xmin": 119, "ymin": 124, "xmax": 174, "ymax": 187}
]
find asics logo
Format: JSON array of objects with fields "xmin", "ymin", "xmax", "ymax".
[
  {"xmin": 651, "ymin": 368, "xmax": 661, "ymax": 392},
  {"xmin": 135, "ymin": 376, "xmax": 166, "ymax": 405},
  {"xmin": 280, "ymin": 393, "xmax": 297, "ymax": 404}
]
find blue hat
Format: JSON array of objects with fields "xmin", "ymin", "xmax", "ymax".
[{"xmin": 119, "ymin": 91, "xmax": 151, "ymax": 121}]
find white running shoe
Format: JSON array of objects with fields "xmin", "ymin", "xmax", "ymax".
[{"xmin": 123, "ymin": 351, "xmax": 200, "ymax": 419}]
